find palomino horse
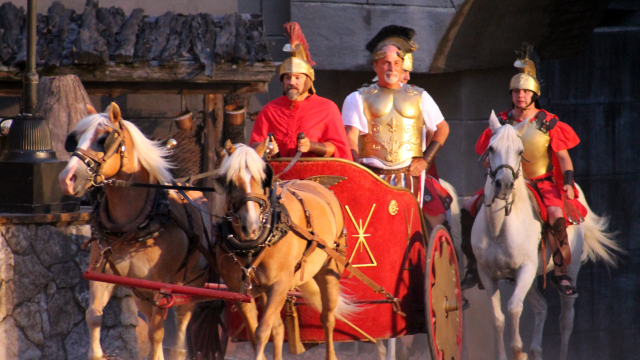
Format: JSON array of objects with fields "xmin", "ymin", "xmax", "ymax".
[
  {"xmin": 59, "ymin": 104, "xmax": 212, "ymax": 360},
  {"xmin": 473, "ymin": 111, "xmax": 620, "ymax": 360},
  {"xmin": 212, "ymin": 142, "xmax": 355, "ymax": 360}
]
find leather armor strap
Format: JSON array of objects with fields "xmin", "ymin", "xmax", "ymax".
[
  {"xmin": 365, "ymin": 164, "xmax": 410, "ymax": 175},
  {"xmin": 422, "ymin": 141, "xmax": 442, "ymax": 167}
]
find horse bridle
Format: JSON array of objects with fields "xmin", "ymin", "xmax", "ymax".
[
  {"xmin": 66, "ymin": 126, "xmax": 126, "ymax": 186},
  {"xmin": 482, "ymin": 149, "xmax": 528, "ymax": 216},
  {"xmin": 224, "ymin": 181, "xmax": 275, "ymax": 244}
]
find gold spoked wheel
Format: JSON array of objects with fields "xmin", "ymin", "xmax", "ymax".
[{"xmin": 426, "ymin": 225, "xmax": 463, "ymax": 360}]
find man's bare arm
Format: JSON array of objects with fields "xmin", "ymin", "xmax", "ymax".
[
  {"xmin": 298, "ymin": 138, "xmax": 335, "ymax": 157},
  {"xmin": 431, "ymin": 120, "xmax": 450, "ymax": 146},
  {"xmin": 345, "ymin": 125, "xmax": 361, "ymax": 161},
  {"xmin": 409, "ymin": 120, "xmax": 450, "ymax": 176}
]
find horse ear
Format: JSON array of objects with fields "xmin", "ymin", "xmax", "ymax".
[
  {"xmin": 86, "ymin": 104, "xmax": 97, "ymax": 115},
  {"xmin": 489, "ymin": 110, "xmax": 501, "ymax": 132},
  {"xmin": 254, "ymin": 138, "xmax": 269, "ymax": 158},
  {"xmin": 211, "ymin": 177, "xmax": 228, "ymax": 195},
  {"xmin": 109, "ymin": 102, "xmax": 122, "ymax": 124},
  {"xmin": 224, "ymin": 140, "xmax": 236, "ymax": 155},
  {"xmin": 514, "ymin": 116, "xmax": 530, "ymax": 137}
]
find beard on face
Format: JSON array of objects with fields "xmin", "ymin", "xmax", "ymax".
[
  {"xmin": 286, "ymin": 85, "xmax": 300, "ymax": 101},
  {"xmin": 384, "ymin": 71, "xmax": 399, "ymax": 84}
]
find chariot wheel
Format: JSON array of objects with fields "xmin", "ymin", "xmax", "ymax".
[{"xmin": 425, "ymin": 225, "xmax": 463, "ymax": 360}]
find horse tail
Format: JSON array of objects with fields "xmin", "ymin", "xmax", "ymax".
[
  {"xmin": 440, "ymin": 179, "xmax": 462, "ymax": 254},
  {"xmin": 574, "ymin": 183, "xmax": 623, "ymax": 267},
  {"xmin": 299, "ymin": 280, "xmax": 359, "ymax": 319}
]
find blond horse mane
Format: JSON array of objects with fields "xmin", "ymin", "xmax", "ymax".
[
  {"xmin": 72, "ymin": 113, "xmax": 174, "ymax": 184},
  {"xmin": 218, "ymin": 144, "xmax": 266, "ymax": 185}
]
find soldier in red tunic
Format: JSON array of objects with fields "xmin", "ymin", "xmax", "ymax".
[
  {"xmin": 461, "ymin": 47, "xmax": 586, "ymax": 297},
  {"xmin": 250, "ymin": 23, "xmax": 352, "ymax": 161}
]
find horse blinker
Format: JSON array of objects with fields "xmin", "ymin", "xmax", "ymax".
[{"xmin": 65, "ymin": 134, "xmax": 78, "ymax": 152}]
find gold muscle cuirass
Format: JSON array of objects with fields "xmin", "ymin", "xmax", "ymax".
[
  {"xmin": 505, "ymin": 116, "xmax": 553, "ymax": 179},
  {"xmin": 358, "ymin": 84, "xmax": 424, "ymax": 166}
]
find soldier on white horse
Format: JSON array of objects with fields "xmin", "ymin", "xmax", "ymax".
[
  {"xmin": 459, "ymin": 46, "xmax": 620, "ymax": 360},
  {"xmin": 461, "ymin": 46, "xmax": 588, "ymax": 297}
]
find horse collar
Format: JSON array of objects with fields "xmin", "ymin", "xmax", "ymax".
[
  {"xmin": 93, "ymin": 188, "xmax": 172, "ymax": 243},
  {"xmin": 220, "ymin": 184, "xmax": 291, "ymax": 256}
]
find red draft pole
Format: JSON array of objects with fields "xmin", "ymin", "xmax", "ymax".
[{"xmin": 83, "ymin": 271, "xmax": 252, "ymax": 303}]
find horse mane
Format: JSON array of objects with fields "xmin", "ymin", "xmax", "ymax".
[
  {"xmin": 72, "ymin": 113, "xmax": 174, "ymax": 184},
  {"xmin": 218, "ymin": 144, "xmax": 266, "ymax": 185},
  {"xmin": 488, "ymin": 123, "xmax": 524, "ymax": 152}
]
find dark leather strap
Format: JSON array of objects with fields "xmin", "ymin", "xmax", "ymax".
[
  {"xmin": 286, "ymin": 219, "xmax": 405, "ymax": 316},
  {"xmin": 422, "ymin": 141, "xmax": 442, "ymax": 167},
  {"xmin": 563, "ymin": 170, "xmax": 574, "ymax": 186},
  {"xmin": 308, "ymin": 141, "xmax": 328, "ymax": 156}
]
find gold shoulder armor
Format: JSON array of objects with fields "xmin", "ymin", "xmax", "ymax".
[
  {"xmin": 403, "ymin": 84, "xmax": 424, "ymax": 96},
  {"xmin": 359, "ymin": 83, "xmax": 379, "ymax": 95}
]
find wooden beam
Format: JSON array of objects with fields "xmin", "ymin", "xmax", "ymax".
[
  {"xmin": 0, "ymin": 81, "xmax": 269, "ymax": 97},
  {"xmin": 0, "ymin": 62, "xmax": 277, "ymax": 83}
]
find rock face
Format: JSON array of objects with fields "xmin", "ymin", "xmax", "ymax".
[
  {"xmin": 0, "ymin": 0, "xmax": 271, "ymax": 69},
  {"xmin": 0, "ymin": 222, "xmax": 140, "ymax": 360}
]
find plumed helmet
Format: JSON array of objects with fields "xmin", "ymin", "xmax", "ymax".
[
  {"xmin": 509, "ymin": 44, "xmax": 540, "ymax": 96},
  {"xmin": 278, "ymin": 22, "xmax": 315, "ymax": 88},
  {"xmin": 366, "ymin": 25, "xmax": 418, "ymax": 71}
]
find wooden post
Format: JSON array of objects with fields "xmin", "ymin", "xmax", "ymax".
[
  {"xmin": 202, "ymin": 94, "xmax": 224, "ymax": 207},
  {"xmin": 37, "ymin": 75, "xmax": 92, "ymax": 160}
]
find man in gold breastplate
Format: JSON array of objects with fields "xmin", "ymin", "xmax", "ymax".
[
  {"xmin": 342, "ymin": 25, "xmax": 450, "ymax": 208},
  {"xmin": 461, "ymin": 47, "xmax": 587, "ymax": 297}
]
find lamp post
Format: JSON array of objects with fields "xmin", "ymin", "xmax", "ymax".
[{"xmin": 0, "ymin": 0, "xmax": 78, "ymax": 213}]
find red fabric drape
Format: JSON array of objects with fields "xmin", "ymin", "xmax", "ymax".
[{"xmin": 250, "ymin": 95, "xmax": 353, "ymax": 160}]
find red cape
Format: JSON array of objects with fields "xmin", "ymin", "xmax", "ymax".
[
  {"xmin": 250, "ymin": 95, "xmax": 353, "ymax": 160},
  {"xmin": 475, "ymin": 109, "xmax": 581, "ymax": 189}
]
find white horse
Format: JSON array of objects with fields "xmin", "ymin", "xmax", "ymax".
[
  {"xmin": 473, "ymin": 111, "xmax": 620, "ymax": 360},
  {"xmin": 378, "ymin": 179, "xmax": 461, "ymax": 360}
]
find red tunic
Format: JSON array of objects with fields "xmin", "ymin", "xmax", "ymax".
[
  {"xmin": 250, "ymin": 95, "xmax": 353, "ymax": 161},
  {"xmin": 474, "ymin": 109, "xmax": 586, "ymax": 221}
]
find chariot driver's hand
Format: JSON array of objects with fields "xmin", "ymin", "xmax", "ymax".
[
  {"xmin": 267, "ymin": 141, "xmax": 279, "ymax": 155},
  {"xmin": 409, "ymin": 157, "xmax": 428, "ymax": 177},
  {"xmin": 297, "ymin": 137, "xmax": 311, "ymax": 153},
  {"xmin": 563, "ymin": 184, "xmax": 575, "ymax": 200}
]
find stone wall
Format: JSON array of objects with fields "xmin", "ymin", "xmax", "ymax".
[
  {"xmin": 0, "ymin": 215, "xmax": 140, "ymax": 360},
  {"xmin": 290, "ymin": 0, "xmax": 458, "ymax": 72}
]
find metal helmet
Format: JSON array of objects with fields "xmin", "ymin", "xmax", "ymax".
[
  {"xmin": 278, "ymin": 52, "xmax": 315, "ymax": 81},
  {"xmin": 366, "ymin": 25, "xmax": 418, "ymax": 66},
  {"xmin": 509, "ymin": 44, "xmax": 540, "ymax": 96},
  {"xmin": 278, "ymin": 23, "xmax": 316, "ymax": 93}
]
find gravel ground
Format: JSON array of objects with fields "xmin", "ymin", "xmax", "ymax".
[{"xmin": 224, "ymin": 334, "xmax": 431, "ymax": 360}]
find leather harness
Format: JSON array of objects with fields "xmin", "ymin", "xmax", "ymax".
[{"xmin": 218, "ymin": 178, "xmax": 405, "ymax": 315}]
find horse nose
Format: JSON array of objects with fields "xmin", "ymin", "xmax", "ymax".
[
  {"xmin": 495, "ymin": 179, "xmax": 502, "ymax": 188},
  {"xmin": 242, "ymin": 224, "xmax": 260, "ymax": 240}
]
